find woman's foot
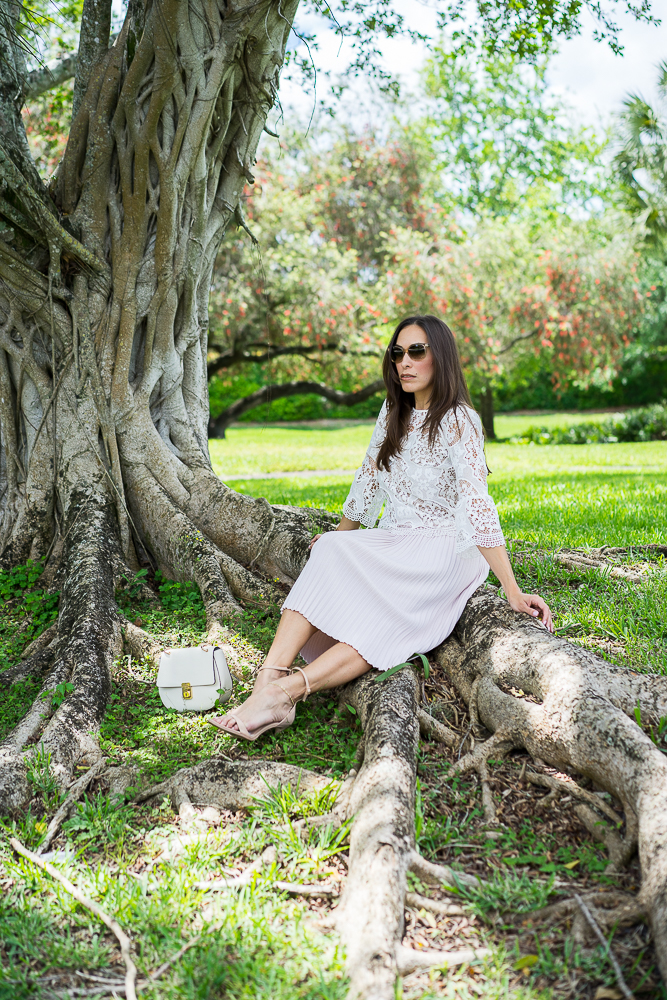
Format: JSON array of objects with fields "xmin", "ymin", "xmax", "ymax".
[{"xmin": 212, "ymin": 681, "xmax": 294, "ymax": 736}]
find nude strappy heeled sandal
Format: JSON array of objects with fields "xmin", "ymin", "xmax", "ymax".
[{"xmin": 207, "ymin": 665, "xmax": 310, "ymax": 742}]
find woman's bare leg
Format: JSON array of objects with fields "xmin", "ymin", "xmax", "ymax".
[
  {"xmin": 216, "ymin": 639, "xmax": 371, "ymax": 735},
  {"xmin": 252, "ymin": 610, "xmax": 318, "ymax": 694}
]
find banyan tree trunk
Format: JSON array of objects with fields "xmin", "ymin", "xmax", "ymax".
[{"xmin": 0, "ymin": 0, "xmax": 334, "ymax": 805}]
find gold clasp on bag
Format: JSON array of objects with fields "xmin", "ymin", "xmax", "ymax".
[{"xmin": 181, "ymin": 682, "xmax": 193, "ymax": 700}]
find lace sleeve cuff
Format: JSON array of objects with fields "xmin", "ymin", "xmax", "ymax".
[
  {"xmin": 454, "ymin": 496, "xmax": 505, "ymax": 557},
  {"xmin": 343, "ymin": 459, "xmax": 385, "ymax": 527}
]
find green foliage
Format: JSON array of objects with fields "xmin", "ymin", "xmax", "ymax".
[
  {"xmin": 49, "ymin": 680, "xmax": 74, "ymax": 709},
  {"xmin": 62, "ymin": 793, "xmax": 136, "ymax": 854},
  {"xmin": 0, "ymin": 559, "xmax": 59, "ymax": 673},
  {"xmin": 421, "ymin": 44, "xmax": 605, "ymax": 218},
  {"xmin": 0, "ymin": 679, "xmax": 41, "ymax": 741},
  {"xmin": 379, "ymin": 214, "xmax": 642, "ymax": 398},
  {"xmin": 510, "ymin": 402, "xmax": 667, "ymax": 444},
  {"xmin": 374, "ymin": 652, "xmax": 430, "ymax": 682},
  {"xmin": 615, "ymin": 60, "xmax": 667, "ymax": 241},
  {"xmin": 26, "ymin": 747, "xmax": 59, "ymax": 805},
  {"xmin": 155, "ymin": 572, "xmax": 205, "ymax": 616},
  {"xmin": 0, "ymin": 559, "xmax": 44, "ymax": 600}
]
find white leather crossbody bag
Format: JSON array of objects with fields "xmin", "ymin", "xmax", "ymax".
[{"xmin": 156, "ymin": 644, "xmax": 233, "ymax": 713}]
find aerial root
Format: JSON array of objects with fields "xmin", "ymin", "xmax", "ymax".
[{"xmin": 417, "ymin": 707, "xmax": 458, "ymax": 748}]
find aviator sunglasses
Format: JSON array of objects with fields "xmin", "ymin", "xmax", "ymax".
[{"xmin": 389, "ymin": 342, "xmax": 430, "ymax": 363}]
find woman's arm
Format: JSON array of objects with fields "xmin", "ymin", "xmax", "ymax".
[{"xmin": 478, "ymin": 544, "xmax": 554, "ymax": 632}]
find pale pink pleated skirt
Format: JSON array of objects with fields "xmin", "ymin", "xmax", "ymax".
[{"xmin": 281, "ymin": 528, "xmax": 489, "ymax": 673}]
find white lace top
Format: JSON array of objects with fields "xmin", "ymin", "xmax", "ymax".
[{"xmin": 343, "ymin": 401, "xmax": 505, "ymax": 556}]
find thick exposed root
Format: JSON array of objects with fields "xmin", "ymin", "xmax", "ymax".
[
  {"xmin": 407, "ymin": 851, "xmax": 479, "ymax": 892},
  {"xmin": 121, "ymin": 620, "xmax": 164, "ymax": 669},
  {"xmin": 135, "ymin": 757, "xmax": 335, "ymax": 820},
  {"xmin": 337, "ymin": 670, "xmax": 484, "ymax": 1000},
  {"xmin": 37, "ymin": 491, "xmax": 123, "ymax": 784},
  {"xmin": 336, "ymin": 669, "xmax": 420, "ymax": 1000},
  {"xmin": 185, "ymin": 468, "xmax": 337, "ymax": 584},
  {"xmin": 0, "ymin": 490, "xmax": 122, "ymax": 810},
  {"xmin": 417, "ymin": 706, "xmax": 458, "ymax": 748},
  {"xmin": 434, "ymin": 585, "xmax": 667, "ymax": 980},
  {"xmin": 528, "ymin": 890, "xmax": 645, "ymax": 932},
  {"xmin": 573, "ymin": 802, "xmax": 638, "ymax": 873}
]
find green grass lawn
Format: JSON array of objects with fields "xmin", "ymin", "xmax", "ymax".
[{"xmin": 208, "ymin": 411, "xmax": 626, "ymax": 479}]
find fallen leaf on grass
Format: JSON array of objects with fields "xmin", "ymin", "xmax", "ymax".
[
  {"xmin": 513, "ymin": 955, "xmax": 538, "ymax": 971},
  {"xmin": 593, "ymin": 988, "xmax": 622, "ymax": 1000}
]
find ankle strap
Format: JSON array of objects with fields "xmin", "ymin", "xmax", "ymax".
[
  {"xmin": 258, "ymin": 664, "xmax": 292, "ymax": 674},
  {"xmin": 292, "ymin": 665, "xmax": 311, "ymax": 702}
]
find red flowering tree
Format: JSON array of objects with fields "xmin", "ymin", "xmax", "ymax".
[
  {"xmin": 207, "ymin": 130, "xmax": 438, "ymax": 433},
  {"xmin": 378, "ymin": 217, "xmax": 643, "ymax": 435}
]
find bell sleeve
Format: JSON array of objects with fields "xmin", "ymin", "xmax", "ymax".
[
  {"xmin": 446, "ymin": 407, "xmax": 505, "ymax": 556},
  {"xmin": 342, "ymin": 401, "xmax": 387, "ymax": 527}
]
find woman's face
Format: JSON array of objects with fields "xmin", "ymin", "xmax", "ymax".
[{"xmin": 394, "ymin": 324, "xmax": 435, "ymax": 406}]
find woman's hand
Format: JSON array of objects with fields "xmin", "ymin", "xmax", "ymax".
[
  {"xmin": 507, "ymin": 591, "xmax": 553, "ymax": 632},
  {"xmin": 308, "ymin": 534, "xmax": 322, "ymax": 551}
]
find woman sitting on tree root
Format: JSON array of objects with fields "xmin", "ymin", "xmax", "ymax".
[{"xmin": 210, "ymin": 314, "xmax": 553, "ymax": 741}]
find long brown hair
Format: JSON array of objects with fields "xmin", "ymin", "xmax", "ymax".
[{"xmin": 377, "ymin": 315, "xmax": 473, "ymax": 471}]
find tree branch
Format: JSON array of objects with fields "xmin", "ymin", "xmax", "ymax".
[
  {"xmin": 208, "ymin": 379, "xmax": 384, "ymax": 437},
  {"xmin": 207, "ymin": 342, "xmax": 339, "ymax": 377},
  {"xmin": 24, "ymin": 55, "xmax": 77, "ymax": 101},
  {"xmin": 206, "ymin": 342, "xmax": 379, "ymax": 377}
]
